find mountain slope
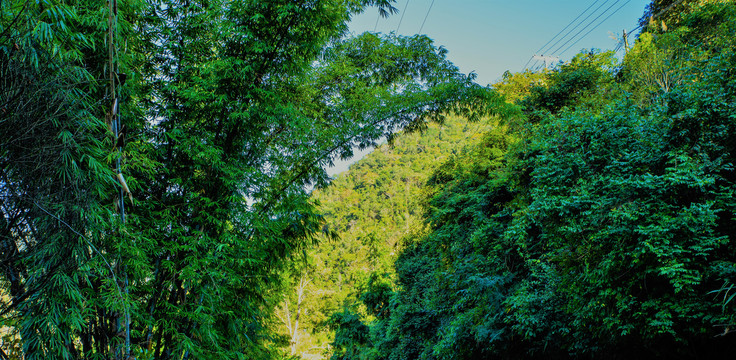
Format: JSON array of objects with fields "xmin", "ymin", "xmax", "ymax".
[{"xmin": 273, "ymin": 116, "xmax": 496, "ymax": 358}]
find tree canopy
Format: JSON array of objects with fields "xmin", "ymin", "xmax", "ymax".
[
  {"xmin": 326, "ymin": 2, "xmax": 736, "ymax": 359},
  {"xmin": 0, "ymin": 0, "xmax": 497, "ymax": 359},
  {"xmin": 4, "ymin": 0, "xmax": 736, "ymax": 359}
]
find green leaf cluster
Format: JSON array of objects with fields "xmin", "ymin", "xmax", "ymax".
[
  {"xmin": 278, "ymin": 116, "xmax": 494, "ymax": 358},
  {"xmin": 332, "ymin": 2, "xmax": 736, "ymax": 359},
  {"xmin": 1, "ymin": 0, "xmax": 497, "ymax": 359}
]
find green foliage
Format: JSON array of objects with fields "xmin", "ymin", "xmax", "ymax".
[
  {"xmin": 1, "ymin": 0, "xmax": 496, "ymax": 359},
  {"xmin": 637, "ymin": 0, "xmax": 729, "ymax": 32},
  {"xmin": 318, "ymin": 121, "xmax": 516, "ymax": 360},
  {"xmin": 520, "ymin": 50, "xmax": 619, "ymax": 122},
  {"xmin": 333, "ymin": 3, "xmax": 736, "ymax": 359},
  {"xmin": 359, "ymin": 273, "xmax": 393, "ymax": 319},
  {"xmin": 329, "ymin": 309, "xmax": 370, "ymax": 360},
  {"xmin": 493, "ymin": 70, "xmax": 547, "ymax": 104},
  {"xmin": 284, "ymin": 117, "xmax": 495, "ymax": 358},
  {"xmin": 1, "ymin": 0, "xmax": 140, "ymax": 358}
]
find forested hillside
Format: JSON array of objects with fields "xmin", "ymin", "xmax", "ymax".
[
  {"xmin": 272, "ymin": 117, "xmax": 494, "ymax": 357},
  {"xmin": 326, "ymin": 1, "xmax": 736, "ymax": 359}
]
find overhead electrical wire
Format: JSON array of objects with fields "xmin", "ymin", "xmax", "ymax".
[
  {"xmin": 418, "ymin": 0, "xmax": 436, "ymax": 34},
  {"xmin": 535, "ymin": 0, "xmax": 604, "ymax": 55},
  {"xmin": 543, "ymin": 0, "xmax": 615, "ymax": 56},
  {"xmin": 613, "ymin": 41, "xmax": 624, "ymax": 54},
  {"xmin": 523, "ymin": 0, "xmax": 609, "ymax": 70},
  {"xmin": 396, "ymin": 0, "xmax": 411, "ymax": 32},
  {"xmin": 559, "ymin": 0, "xmax": 632, "ymax": 56},
  {"xmin": 549, "ymin": 0, "xmax": 624, "ymax": 55},
  {"xmin": 522, "ymin": 55, "xmax": 536, "ymax": 70},
  {"xmin": 524, "ymin": 0, "xmax": 683, "ymax": 71}
]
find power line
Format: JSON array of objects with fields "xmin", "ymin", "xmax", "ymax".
[
  {"xmin": 396, "ymin": 0, "xmax": 411, "ymax": 32},
  {"xmin": 549, "ymin": 0, "xmax": 623, "ymax": 55},
  {"xmin": 523, "ymin": 55, "xmax": 535, "ymax": 70},
  {"xmin": 418, "ymin": 0, "xmax": 436, "ymax": 34},
  {"xmin": 544, "ymin": 0, "xmax": 615, "ymax": 55},
  {"xmin": 528, "ymin": 59, "xmax": 542, "ymax": 71},
  {"xmin": 534, "ymin": 54, "xmax": 561, "ymax": 69},
  {"xmin": 524, "ymin": 0, "xmax": 611, "ymax": 70},
  {"xmin": 613, "ymin": 41, "xmax": 623, "ymax": 54},
  {"xmin": 374, "ymin": 11, "xmax": 381, "ymax": 31},
  {"xmin": 535, "ymin": 0, "xmax": 604, "ymax": 55},
  {"xmin": 559, "ymin": 0, "xmax": 632, "ymax": 56},
  {"xmin": 523, "ymin": 0, "xmax": 681, "ymax": 71}
]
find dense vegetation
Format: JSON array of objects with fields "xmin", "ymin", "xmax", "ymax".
[
  {"xmin": 0, "ymin": 0, "xmax": 496, "ymax": 359},
  {"xmin": 272, "ymin": 117, "xmax": 494, "ymax": 357},
  {"xmin": 327, "ymin": 2, "xmax": 736, "ymax": 359},
  {"xmin": 3, "ymin": 0, "xmax": 736, "ymax": 359}
]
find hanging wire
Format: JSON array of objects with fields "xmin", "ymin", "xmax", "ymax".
[
  {"xmin": 546, "ymin": 0, "xmax": 618, "ymax": 56},
  {"xmin": 558, "ymin": 0, "xmax": 631, "ymax": 56},
  {"xmin": 522, "ymin": 55, "xmax": 535, "ymax": 70},
  {"xmin": 396, "ymin": 0, "xmax": 411, "ymax": 32},
  {"xmin": 418, "ymin": 0, "xmax": 436, "ymax": 34},
  {"xmin": 523, "ymin": 0, "xmax": 681, "ymax": 71},
  {"xmin": 536, "ymin": 0, "xmax": 604, "ymax": 55},
  {"xmin": 613, "ymin": 41, "xmax": 623, "ymax": 54},
  {"xmin": 522, "ymin": 0, "xmax": 606, "ymax": 70}
]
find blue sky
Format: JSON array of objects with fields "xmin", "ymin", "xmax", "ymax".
[
  {"xmin": 327, "ymin": 0, "xmax": 651, "ymax": 176},
  {"xmin": 349, "ymin": 0, "xmax": 651, "ymax": 85}
]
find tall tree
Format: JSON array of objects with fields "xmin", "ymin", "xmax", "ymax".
[{"xmin": 1, "ymin": 0, "xmax": 496, "ymax": 358}]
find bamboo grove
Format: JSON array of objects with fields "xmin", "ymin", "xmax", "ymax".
[{"xmin": 0, "ymin": 0, "xmax": 498, "ymax": 358}]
